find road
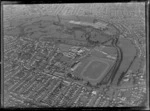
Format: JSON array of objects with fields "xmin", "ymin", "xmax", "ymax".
[
  {"xmin": 98, "ymin": 38, "xmax": 123, "ymax": 86},
  {"xmin": 109, "ymin": 38, "xmax": 123, "ymax": 85}
]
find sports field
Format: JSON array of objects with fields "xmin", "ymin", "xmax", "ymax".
[
  {"xmin": 82, "ymin": 61, "xmax": 108, "ymax": 80},
  {"xmin": 72, "ymin": 49, "xmax": 115, "ymax": 84}
]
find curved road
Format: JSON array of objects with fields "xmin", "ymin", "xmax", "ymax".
[
  {"xmin": 98, "ymin": 37, "xmax": 123, "ymax": 86},
  {"xmin": 109, "ymin": 38, "xmax": 123, "ymax": 84}
]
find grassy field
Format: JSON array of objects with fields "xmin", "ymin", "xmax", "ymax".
[
  {"xmin": 82, "ymin": 60, "xmax": 109, "ymax": 80},
  {"xmin": 72, "ymin": 49, "xmax": 115, "ymax": 85}
]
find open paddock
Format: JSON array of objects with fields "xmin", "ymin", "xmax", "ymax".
[
  {"xmin": 112, "ymin": 38, "xmax": 137, "ymax": 86},
  {"xmin": 102, "ymin": 47, "xmax": 117, "ymax": 57}
]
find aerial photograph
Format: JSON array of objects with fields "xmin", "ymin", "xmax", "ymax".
[{"xmin": 2, "ymin": 3, "xmax": 148, "ymax": 109}]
